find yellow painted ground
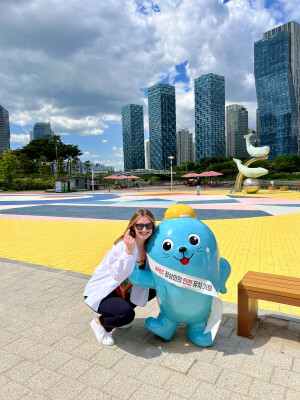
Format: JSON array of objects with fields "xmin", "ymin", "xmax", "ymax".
[{"xmin": 1, "ymin": 207, "xmax": 300, "ymax": 316}]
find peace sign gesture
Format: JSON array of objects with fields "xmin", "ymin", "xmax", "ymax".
[{"xmin": 124, "ymin": 229, "xmax": 135, "ymax": 255}]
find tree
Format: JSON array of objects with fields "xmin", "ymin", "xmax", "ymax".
[
  {"xmin": 17, "ymin": 153, "xmax": 37, "ymax": 175},
  {"xmin": 71, "ymin": 157, "xmax": 80, "ymax": 174},
  {"xmin": 0, "ymin": 150, "xmax": 20, "ymax": 188},
  {"xmin": 57, "ymin": 157, "xmax": 66, "ymax": 175},
  {"xmin": 19, "ymin": 135, "xmax": 82, "ymax": 162}
]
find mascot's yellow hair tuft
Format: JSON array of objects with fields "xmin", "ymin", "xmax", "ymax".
[{"xmin": 164, "ymin": 204, "xmax": 196, "ymax": 220}]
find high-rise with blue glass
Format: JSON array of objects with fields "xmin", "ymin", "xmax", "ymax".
[
  {"xmin": 148, "ymin": 83, "xmax": 176, "ymax": 170},
  {"xmin": 254, "ymin": 21, "xmax": 300, "ymax": 158},
  {"xmin": 32, "ymin": 122, "xmax": 54, "ymax": 140},
  {"xmin": 121, "ymin": 104, "xmax": 145, "ymax": 171},
  {"xmin": 0, "ymin": 105, "xmax": 10, "ymax": 154},
  {"xmin": 194, "ymin": 74, "xmax": 225, "ymax": 162}
]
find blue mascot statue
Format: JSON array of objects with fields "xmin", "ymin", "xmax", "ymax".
[{"xmin": 129, "ymin": 204, "xmax": 231, "ymax": 347}]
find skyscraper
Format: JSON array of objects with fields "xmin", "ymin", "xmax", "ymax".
[
  {"xmin": 226, "ymin": 104, "xmax": 248, "ymax": 158},
  {"xmin": 148, "ymin": 83, "xmax": 176, "ymax": 170},
  {"xmin": 176, "ymin": 128, "xmax": 194, "ymax": 165},
  {"xmin": 0, "ymin": 105, "xmax": 10, "ymax": 154},
  {"xmin": 194, "ymin": 74, "xmax": 225, "ymax": 162},
  {"xmin": 254, "ymin": 21, "xmax": 300, "ymax": 158},
  {"xmin": 33, "ymin": 122, "xmax": 54, "ymax": 140},
  {"xmin": 121, "ymin": 104, "xmax": 145, "ymax": 171},
  {"xmin": 144, "ymin": 139, "xmax": 150, "ymax": 169}
]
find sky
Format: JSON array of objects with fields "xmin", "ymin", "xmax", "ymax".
[{"xmin": 2, "ymin": 0, "xmax": 300, "ymax": 171}]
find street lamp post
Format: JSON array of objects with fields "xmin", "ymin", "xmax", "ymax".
[
  {"xmin": 168, "ymin": 156, "xmax": 174, "ymax": 191},
  {"xmin": 91, "ymin": 163, "xmax": 94, "ymax": 193},
  {"xmin": 55, "ymin": 145, "xmax": 58, "ymax": 179}
]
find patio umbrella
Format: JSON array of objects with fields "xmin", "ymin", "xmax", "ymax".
[
  {"xmin": 104, "ymin": 175, "xmax": 119, "ymax": 179},
  {"xmin": 198, "ymin": 171, "xmax": 223, "ymax": 177},
  {"xmin": 182, "ymin": 173, "xmax": 200, "ymax": 178},
  {"xmin": 127, "ymin": 175, "xmax": 140, "ymax": 179},
  {"xmin": 116, "ymin": 175, "xmax": 129, "ymax": 179}
]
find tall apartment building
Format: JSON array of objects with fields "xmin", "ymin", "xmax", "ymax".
[
  {"xmin": 194, "ymin": 74, "xmax": 226, "ymax": 162},
  {"xmin": 0, "ymin": 105, "xmax": 10, "ymax": 154},
  {"xmin": 189, "ymin": 133, "xmax": 196, "ymax": 162},
  {"xmin": 226, "ymin": 104, "xmax": 248, "ymax": 158},
  {"xmin": 254, "ymin": 21, "xmax": 300, "ymax": 158},
  {"xmin": 144, "ymin": 139, "xmax": 150, "ymax": 169},
  {"xmin": 121, "ymin": 104, "xmax": 145, "ymax": 171},
  {"xmin": 32, "ymin": 122, "xmax": 54, "ymax": 140},
  {"xmin": 176, "ymin": 128, "xmax": 195, "ymax": 165},
  {"xmin": 148, "ymin": 83, "xmax": 176, "ymax": 170}
]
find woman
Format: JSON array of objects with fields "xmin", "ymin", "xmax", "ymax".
[{"xmin": 84, "ymin": 209, "xmax": 156, "ymax": 345}]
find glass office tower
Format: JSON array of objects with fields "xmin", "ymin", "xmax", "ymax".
[
  {"xmin": 194, "ymin": 74, "xmax": 225, "ymax": 162},
  {"xmin": 0, "ymin": 105, "xmax": 10, "ymax": 154},
  {"xmin": 121, "ymin": 104, "xmax": 145, "ymax": 171},
  {"xmin": 226, "ymin": 104, "xmax": 248, "ymax": 158},
  {"xmin": 148, "ymin": 83, "xmax": 176, "ymax": 170},
  {"xmin": 33, "ymin": 122, "xmax": 54, "ymax": 140},
  {"xmin": 254, "ymin": 21, "xmax": 300, "ymax": 158}
]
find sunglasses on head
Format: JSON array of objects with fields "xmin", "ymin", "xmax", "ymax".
[{"xmin": 135, "ymin": 223, "xmax": 154, "ymax": 230}]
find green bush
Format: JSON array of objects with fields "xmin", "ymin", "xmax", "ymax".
[{"xmin": 11, "ymin": 178, "xmax": 55, "ymax": 191}]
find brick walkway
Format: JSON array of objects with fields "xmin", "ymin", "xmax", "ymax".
[{"xmin": 0, "ymin": 260, "xmax": 299, "ymax": 400}]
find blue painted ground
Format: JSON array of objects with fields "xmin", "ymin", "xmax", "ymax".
[
  {"xmin": 0, "ymin": 205, "xmax": 271, "ymax": 220},
  {"xmin": 0, "ymin": 194, "xmax": 120, "ymax": 206}
]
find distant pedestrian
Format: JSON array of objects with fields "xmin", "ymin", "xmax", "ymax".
[
  {"xmin": 84, "ymin": 209, "xmax": 156, "ymax": 345},
  {"xmin": 196, "ymin": 177, "xmax": 202, "ymax": 195}
]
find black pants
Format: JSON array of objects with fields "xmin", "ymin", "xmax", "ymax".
[{"xmin": 97, "ymin": 289, "xmax": 156, "ymax": 332}]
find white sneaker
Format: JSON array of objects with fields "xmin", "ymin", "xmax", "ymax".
[
  {"xmin": 90, "ymin": 319, "xmax": 114, "ymax": 346},
  {"xmin": 119, "ymin": 323, "xmax": 132, "ymax": 329}
]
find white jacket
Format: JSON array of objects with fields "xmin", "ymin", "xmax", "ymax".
[{"xmin": 84, "ymin": 240, "xmax": 150, "ymax": 311}]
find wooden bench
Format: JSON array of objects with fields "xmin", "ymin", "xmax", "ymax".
[{"xmin": 238, "ymin": 271, "xmax": 300, "ymax": 338}]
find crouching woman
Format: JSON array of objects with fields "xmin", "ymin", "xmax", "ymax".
[{"xmin": 84, "ymin": 209, "xmax": 156, "ymax": 345}]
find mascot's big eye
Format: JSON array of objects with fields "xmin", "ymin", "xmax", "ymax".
[
  {"xmin": 162, "ymin": 239, "xmax": 174, "ymax": 251},
  {"xmin": 188, "ymin": 234, "xmax": 200, "ymax": 245}
]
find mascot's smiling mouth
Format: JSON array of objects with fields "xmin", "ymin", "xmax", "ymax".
[{"xmin": 174, "ymin": 254, "xmax": 194, "ymax": 266}]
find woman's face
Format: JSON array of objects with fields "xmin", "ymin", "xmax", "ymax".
[{"xmin": 133, "ymin": 216, "xmax": 154, "ymax": 242}]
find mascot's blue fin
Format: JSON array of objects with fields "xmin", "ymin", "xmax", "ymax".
[
  {"xmin": 219, "ymin": 257, "xmax": 231, "ymax": 294},
  {"xmin": 129, "ymin": 268, "xmax": 155, "ymax": 289}
]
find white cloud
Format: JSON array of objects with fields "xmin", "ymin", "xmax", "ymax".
[
  {"xmin": 10, "ymin": 133, "xmax": 30, "ymax": 144},
  {"xmin": 91, "ymin": 159, "xmax": 124, "ymax": 171},
  {"xmin": 1, "ymin": 0, "xmax": 291, "ymax": 148},
  {"xmin": 82, "ymin": 151, "xmax": 100, "ymax": 159},
  {"xmin": 112, "ymin": 146, "xmax": 123, "ymax": 158},
  {"xmin": 81, "ymin": 128, "xmax": 104, "ymax": 136},
  {"xmin": 102, "ymin": 139, "xmax": 108, "ymax": 143}
]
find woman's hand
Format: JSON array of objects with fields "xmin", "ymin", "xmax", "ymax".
[{"xmin": 124, "ymin": 229, "xmax": 135, "ymax": 255}]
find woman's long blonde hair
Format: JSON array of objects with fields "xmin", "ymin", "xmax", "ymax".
[{"xmin": 114, "ymin": 209, "xmax": 156, "ymax": 246}]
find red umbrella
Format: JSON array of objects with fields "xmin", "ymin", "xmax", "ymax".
[
  {"xmin": 117, "ymin": 175, "xmax": 129, "ymax": 179},
  {"xmin": 198, "ymin": 171, "xmax": 223, "ymax": 177},
  {"xmin": 104, "ymin": 175, "xmax": 119, "ymax": 179},
  {"xmin": 182, "ymin": 173, "xmax": 200, "ymax": 178},
  {"xmin": 127, "ymin": 175, "xmax": 140, "ymax": 179}
]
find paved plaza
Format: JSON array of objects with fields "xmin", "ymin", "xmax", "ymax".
[{"xmin": 0, "ymin": 188, "xmax": 299, "ymax": 399}]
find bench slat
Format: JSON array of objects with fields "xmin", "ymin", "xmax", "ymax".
[
  {"xmin": 239, "ymin": 276, "xmax": 300, "ymax": 290},
  {"xmin": 239, "ymin": 282, "xmax": 300, "ymax": 299},
  {"xmin": 242, "ymin": 271, "xmax": 300, "ymax": 284}
]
